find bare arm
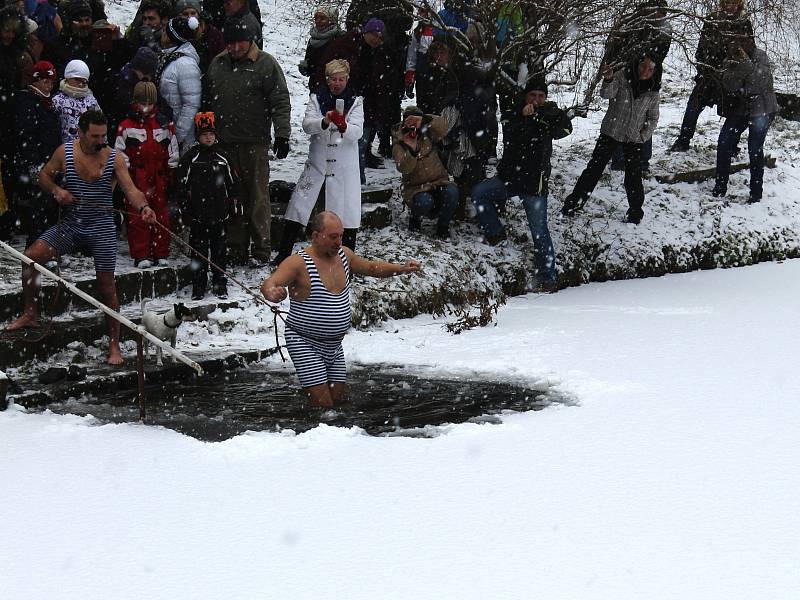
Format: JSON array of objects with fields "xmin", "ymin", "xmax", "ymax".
[
  {"xmin": 39, "ymin": 145, "xmax": 73, "ymax": 205},
  {"xmin": 260, "ymin": 255, "xmax": 303, "ymax": 302},
  {"xmin": 114, "ymin": 152, "xmax": 156, "ymax": 223},
  {"xmin": 343, "ymin": 247, "xmax": 421, "ymax": 278}
]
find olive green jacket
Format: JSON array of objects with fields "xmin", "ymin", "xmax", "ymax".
[{"xmin": 204, "ymin": 44, "xmax": 291, "ymax": 145}]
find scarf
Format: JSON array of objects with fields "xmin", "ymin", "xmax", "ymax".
[
  {"xmin": 316, "ymin": 83, "xmax": 355, "ymax": 116},
  {"xmin": 28, "ymin": 84, "xmax": 54, "ymax": 109},
  {"xmin": 307, "ymin": 24, "xmax": 341, "ymax": 50},
  {"xmin": 59, "ymin": 79, "xmax": 93, "ymax": 99}
]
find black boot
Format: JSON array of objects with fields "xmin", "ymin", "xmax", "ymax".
[
  {"xmin": 561, "ymin": 193, "xmax": 585, "ymax": 217},
  {"xmin": 212, "ymin": 280, "xmax": 228, "ymax": 299},
  {"xmin": 365, "ymin": 152, "xmax": 384, "ymax": 169},
  {"xmin": 192, "ymin": 284, "xmax": 206, "ymax": 301},
  {"xmin": 272, "ymin": 220, "xmax": 303, "ymax": 266},
  {"xmin": 669, "ymin": 139, "xmax": 690, "ymax": 153},
  {"xmin": 342, "ymin": 228, "xmax": 358, "ymax": 251}
]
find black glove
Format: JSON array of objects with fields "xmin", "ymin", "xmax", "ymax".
[{"xmin": 273, "ymin": 137, "xmax": 290, "ymax": 160}]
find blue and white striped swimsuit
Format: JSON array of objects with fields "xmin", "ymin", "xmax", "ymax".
[
  {"xmin": 284, "ymin": 248, "xmax": 352, "ymax": 388},
  {"xmin": 39, "ymin": 143, "xmax": 118, "ymax": 273}
]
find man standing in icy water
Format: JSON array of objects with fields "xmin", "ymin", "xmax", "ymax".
[{"xmin": 261, "ymin": 211, "xmax": 420, "ymax": 407}]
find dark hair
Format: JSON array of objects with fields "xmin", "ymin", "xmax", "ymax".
[
  {"xmin": 141, "ymin": 0, "xmax": 169, "ymax": 20},
  {"xmin": 0, "ymin": 6, "xmax": 27, "ymax": 54},
  {"xmin": 78, "ymin": 109, "xmax": 107, "ymax": 132}
]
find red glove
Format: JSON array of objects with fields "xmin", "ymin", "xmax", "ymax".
[
  {"xmin": 331, "ymin": 111, "xmax": 347, "ymax": 133},
  {"xmin": 324, "ymin": 110, "xmax": 337, "ymax": 126},
  {"xmin": 404, "ymin": 70, "xmax": 415, "ymax": 87}
]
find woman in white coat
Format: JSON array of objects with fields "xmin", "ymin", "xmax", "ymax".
[{"xmin": 275, "ymin": 59, "xmax": 363, "ymax": 263}]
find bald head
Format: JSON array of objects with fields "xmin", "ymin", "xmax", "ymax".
[
  {"xmin": 310, "ymin": 211, "xmax": 342, "ymax": 234},
  {"xmin": 310, "ymin": 211, "xmax": 344, "ymax": 256}
]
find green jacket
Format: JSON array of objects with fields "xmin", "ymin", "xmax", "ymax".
[{"xmin": 204, "ymin": 45, "xmax": 291, "ymax": 145}]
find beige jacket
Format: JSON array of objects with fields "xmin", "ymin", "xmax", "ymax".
[{"xmin": 391, "ymin": 115, "xmax": 452, "ymax": 205}]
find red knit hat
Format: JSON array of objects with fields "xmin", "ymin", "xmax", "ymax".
[{"xmin": 31, "ymin": 61, "xmax": 57, "ymax": 81}]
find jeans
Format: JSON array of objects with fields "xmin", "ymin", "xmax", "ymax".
[
  {"xmin": 715, "ymin": 114, "xmax": 773, "ymax": 199},
  {"xmin": 471, "ymin": 176, "xmax": 556, "ymax": 282},
  {"xmin": 570, "ymin": 134, "xmax": 645, "ymax": 218},
  {"xmin": 410, "ymin": 183, "xmax": 459, "ymax": 230},
  {"xmin": 358, "ymin": 122, "xmax": 376, "ymax": 185}
]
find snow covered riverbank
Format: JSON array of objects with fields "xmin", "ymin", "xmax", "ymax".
[{"xmin": 3, "ymin": 260, "xmax": 800, "ymax": 599}]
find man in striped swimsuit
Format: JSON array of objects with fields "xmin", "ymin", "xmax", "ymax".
[
  {"xmin": 6, "ymin": 110, "xmax": 156, "ymax": 366},
  {"xmin": 261, "ymin": 211, "xmax": 420, "ymax": 407}
]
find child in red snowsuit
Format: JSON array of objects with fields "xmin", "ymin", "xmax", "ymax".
[{"xmin": 114, "ymin": 81, "xmax": 179, "ymax": 268}]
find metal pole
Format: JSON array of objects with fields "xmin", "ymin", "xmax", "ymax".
[
  {"xmin": 0, "ymin": 240, "xmax": 204, "ymax": 375},
  {"xmin": 136, "ymin": 335, "xmax": 146, "ymax": 421}
]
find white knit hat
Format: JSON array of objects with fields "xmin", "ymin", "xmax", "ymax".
[{"xmin": 64, "ymin": 59, "xmax": 90, "ymax": 81}]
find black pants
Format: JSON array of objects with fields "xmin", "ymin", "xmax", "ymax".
[
  {"xmin": 676, "ymin": 81, "xmax": 717, "ymax": 144},
  {"xmin": 17, "ymin": 188, "xmax": 59, "ymax": 248},
  {"xmin": 572, "ymin": 133, "xmax": 645, "ymax": 217},
  {"xmin": 190, "ymin": 221, "xmax": 227, "ymax": 289},
  {"xmin": 0, "ymin": 156, "xmax": 16, "ymax": 241}
]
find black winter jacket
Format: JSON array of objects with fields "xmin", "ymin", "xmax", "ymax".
[
  {"xmin": 496, "ymin": 101, "xmax": 572, "ymax": 197},
  {"xmin": 177, "ymin": 144, "xmax": 240, "ymax": 224},
  {"xmin": 13, "ymin": 88, "xmax": 61, "ymax": 184}
]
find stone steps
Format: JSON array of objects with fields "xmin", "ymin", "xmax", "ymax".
[
  {"xmin": 0, "ymin": 262, "xmax": 196, "ymax": 325},
  {"xmin": 0, "ymin": 299, "xmax": 241, "ymax": 370},
  {"xmin": 7, "ymin": 345, "xmax": 280, "ymax": 410}
]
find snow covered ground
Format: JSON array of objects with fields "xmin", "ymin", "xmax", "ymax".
[
  {"xmin": 2, "ymin": 3, "xmax": 800, "ymax": 597},
  {"xmin": 3, "ymin": 260, "xmax": 800, "ymax": 598}
]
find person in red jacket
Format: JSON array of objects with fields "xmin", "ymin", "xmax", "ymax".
[{"xmin": 115, "ymin": 80, "xmax": 179, "ymax": 268}]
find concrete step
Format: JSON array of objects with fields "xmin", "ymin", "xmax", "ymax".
[
  {"xmin": 0, "ymin": 299, "xmax": 240, "ymax": 370},
  {"xmin": 7, "ymin": 345, "xmax": 280, "ymax": 410},
  {"xmin": 0, "ymin": 261, "xmax": 196, "ymax": 326}
]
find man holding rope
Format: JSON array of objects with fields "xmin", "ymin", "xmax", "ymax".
[
  {"xmin": 261, "ymin": 211, "xmax": 420, "ymax": 407},
  {"xmin": 6, "ymin": 110, "xmax": 156, "ymax": 366}
]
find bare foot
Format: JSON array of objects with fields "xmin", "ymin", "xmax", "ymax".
[
  {"xmin": 107, "ymin": 346, "xmax": 124, "ymax": 366},
  {"xmin": 5, "ymin": 314, "xmax": 40, "ymax": 331}
]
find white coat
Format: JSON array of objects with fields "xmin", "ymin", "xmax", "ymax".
[
  {"xmin": 285, "ymin": 93, "xmax": 364, "ymax": 229},
  {"xmin": 158, "ymin": 42, "xmax": 202, "ymax": 154}
]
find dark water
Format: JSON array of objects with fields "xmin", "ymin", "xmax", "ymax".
[{"xmin": 45, "ymin": 366, "xmax": 563, "ymax": 440}]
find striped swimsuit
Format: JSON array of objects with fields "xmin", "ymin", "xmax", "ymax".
[
  {"xmin": 39, "ymin": 143, "xmax": 118, "ymax": 273},
  {"xmin": 284, "ymin": 248, "xmax": 352, "ymax": 388}
]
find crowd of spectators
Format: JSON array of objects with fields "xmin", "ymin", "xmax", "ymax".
[{"xmin": 0, "ymin": 0, "xmax": 780, "ymax": 296}]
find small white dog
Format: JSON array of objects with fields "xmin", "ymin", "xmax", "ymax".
[{"xmin": 140, "ymin": 298, "xmax": 198, "ymax": 366}]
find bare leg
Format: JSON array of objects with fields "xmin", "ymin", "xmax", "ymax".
[
  {"xmin": 96, "ymin": 271, "xmax": 123, "ymax": 365},
  {"xmin": 6, "ymin": 240, "xmax": 58, "ymax": 331},
  {"xmin": 329, "ymin": 383, "xmax": 346, "ymax": 404},
  {"xmin": 304, "ymin": 383, "xmax": 334, "ymax": 408},
  {"xmin": 304, "ymin": 382, "xmax": 346, "ymax": 408}
]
